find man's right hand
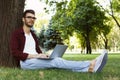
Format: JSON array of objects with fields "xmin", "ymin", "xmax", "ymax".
[
  {"xmin": 37, "ymin": 54, "xmax": 49, "ymax": 58},
  {"xmin": 27, "ymin": 54, "xmax": 49, "ymax": 59}
]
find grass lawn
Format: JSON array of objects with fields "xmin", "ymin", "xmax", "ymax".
[{"xmin": 0, "ymin": 53, "xmax": 120, "ymax": 80}]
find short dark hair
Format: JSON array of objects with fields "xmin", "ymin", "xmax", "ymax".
[{"xmin": 23, "ymin": 9, "xmax": 35, "ymax": 18}]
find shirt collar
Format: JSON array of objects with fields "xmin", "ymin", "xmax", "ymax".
[{"xmin": 19, "ymin": 27, "xmax": 33, "ymax": 34}]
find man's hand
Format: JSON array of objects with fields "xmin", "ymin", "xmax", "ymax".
[
  {"xmin": 37, "ymin": 54, "xmax": 49, "ymax": 58},
  {"xmin": 27, "ymin": 53, "xmax": 49, "ymax": 59}
]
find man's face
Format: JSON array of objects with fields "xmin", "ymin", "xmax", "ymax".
[{"xmin": 23, "ymin": 13, "xmax": 36, "ymax": 28}]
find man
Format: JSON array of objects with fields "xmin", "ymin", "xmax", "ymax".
[{"xmin": 10, "ymin": 9, "xmax": 108, "ymax": 72}]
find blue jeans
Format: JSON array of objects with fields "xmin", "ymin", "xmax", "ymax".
[{"xmin": 20, "ymin": 58, "xmax": 90, "ymax": 72}]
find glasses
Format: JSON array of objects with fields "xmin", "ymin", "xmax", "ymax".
[{"xmin": 25, "ymin": 16, "xmax": 36, "ymax": 20}]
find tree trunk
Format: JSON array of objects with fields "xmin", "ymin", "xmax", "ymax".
[
  {"xmin": 0, "ymin": 0, "xmax": 25, "ymax": 67},
  {"xmin": 85, "ymin": 32, "xmax": 91, "ymax": 54},
  {"xmin": 86, "ymin": 37, "xmax": 91, "ymax": 54},
  {"xmin": 104, "ymin": 36, "xmax": 108, "ymax": 49}
]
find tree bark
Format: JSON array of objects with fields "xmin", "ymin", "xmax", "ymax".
[
  {"xmin": 82, "ymin": 32, "xmax": 92, "ymax": 54},
  {"xmin": 0, "ymin": 0, "xmax": 25, "ymax": 67},
  {"xmin": 85, "ymin": 33, "xmax": 91, "ymax": 54}
]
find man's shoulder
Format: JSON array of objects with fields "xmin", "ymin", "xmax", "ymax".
[
  {"xmin": 12, "ymin": 27, "xmax": 24, "ymax": 34},
  {"xmin": 11, "ymin": 27, "xmax": 24, "ymax": 37}
]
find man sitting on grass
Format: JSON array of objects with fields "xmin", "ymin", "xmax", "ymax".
[{"xmin": 10, "ymin": 9, "xmax": 108, "ymax": 73}]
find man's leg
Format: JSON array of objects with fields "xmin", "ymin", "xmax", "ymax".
[
  {"xmin": 51, "ymin": 58, "xmax": 91, "ymax": 72},
  {"xmin": 20, "ymin": 49, "xmax": 107, "ymax": 72},
  {"xmin": 20, "ymin": 58, "xmax": 90, "ymax": 72},
  {"xmin": 20, "ymin": 59, "xmax": 57, "ymax": 69}
]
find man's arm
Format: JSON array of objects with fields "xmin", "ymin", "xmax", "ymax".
[
  {"xmin": 10, "ymin": 31, "xmax": 29, "ymax": 61},
  {"xmin": 10, "ymin": 32, "xmax": 48, "ymax": 60},
  {"xmin": 27, "ymin": 54, "xmax": 49, "ymax": 59}
]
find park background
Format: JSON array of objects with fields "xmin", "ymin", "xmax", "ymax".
[
  {"xmin": 0, "ymin": 0, "xmax": 120, "ymax": 80},
  {"xmin": 26, "ymin": 0, "xmax": 120, "ymax": 54}
]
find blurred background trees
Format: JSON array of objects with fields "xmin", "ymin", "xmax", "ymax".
[
  {"xmin": 0, "ymin": 0, "xmax": 120, "ymax": 67},
  {"xmin": 37, "ymin": 0, "xmax": 120, "ymax": 54},
  {"xmin": 40, "ymin": 0, "xmax": 112, "ymax": 54},
  {"xmin": 38, "ymin": 25, "xmax": 63, "ymax": 51}
]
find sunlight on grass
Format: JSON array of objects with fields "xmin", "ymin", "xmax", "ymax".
[{"xmin": 0, "ymin": 54, "xmax": 120, "ymax": 80}]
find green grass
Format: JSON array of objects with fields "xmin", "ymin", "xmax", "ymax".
[{"xmin": 0, "ymin": 53, "xmax": 120, "ymax": 80}]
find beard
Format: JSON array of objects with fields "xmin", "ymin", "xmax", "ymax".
[
  {"xmin": 25, "ymin": 22, "xmax": 34, "ymax": 28},
  {"xmin": 26, "ymin": 24, "xmax": 33, "ymax": 28}
]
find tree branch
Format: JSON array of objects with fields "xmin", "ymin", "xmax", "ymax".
[{"xmin": 97, "ymin": 0, "xmax": 120, "ymax": 28}]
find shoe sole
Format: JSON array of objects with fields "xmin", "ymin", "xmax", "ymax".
[{"xmin": 96, "ymin": 53, "xmax": 108, "ymax": 72}]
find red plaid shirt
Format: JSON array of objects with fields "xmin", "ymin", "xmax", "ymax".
[{"xmin": 10, "ymin": 27, "xmax": 42, "ymax": 61}]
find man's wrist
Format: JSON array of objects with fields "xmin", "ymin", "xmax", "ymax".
[{"xmin": 27, "ymin": 54, "xmax": 38, "ymax": 59}]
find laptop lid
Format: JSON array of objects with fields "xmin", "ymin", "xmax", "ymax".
[
  {"xmin": 39, "ymin": 44, "xmax": 68, "ymax": 60},
  {"xmin": 49, "ymin": 44, "xmax": 68, "ymax": 58}
]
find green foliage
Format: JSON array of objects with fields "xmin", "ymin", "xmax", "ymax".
[
  {"xmin": 41, "ymin": 0, "xmax": 112, "ymax": 53},
  {"xmin": 38, "ymin": 27, "xmax": 45, "ymax": 48},
  {"xmin": 108, "ymin": 26, "xmax": 120, "ymax": 51},
  {"xmin": 49, "ymin": 16, "xmax": 74, "ymax": 45},
  {"xmin": 112, "ymin": 0, "xmax": 120, "ymax": 12},
  {"xmin": 67, "ymin": 0, "xmax": 110, "ymax": 53},
  {"xmin": 97, "ymin": 0, "xmax": 120, "ymax": 28},
  {"xmin": 70, "ymin": 0, "xmax": 106, "ymax": 34},
  {"xmin": 38, "ymin": 27, "xmax": 63, "ymax": 51}
]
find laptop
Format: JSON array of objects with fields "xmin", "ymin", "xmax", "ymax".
[{"xmin": 39, "ymin": 44, "xmax": 68, "ymax": 60}]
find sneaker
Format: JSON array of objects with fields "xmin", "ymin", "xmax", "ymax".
[{"xmin": 94, "ymin": 49, "xmax": 108, "ymax": 72}]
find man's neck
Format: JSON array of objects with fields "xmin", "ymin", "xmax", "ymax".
[{"xmin": 23, "ymin": 25, "xmax": 31, "ymax": 34}]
